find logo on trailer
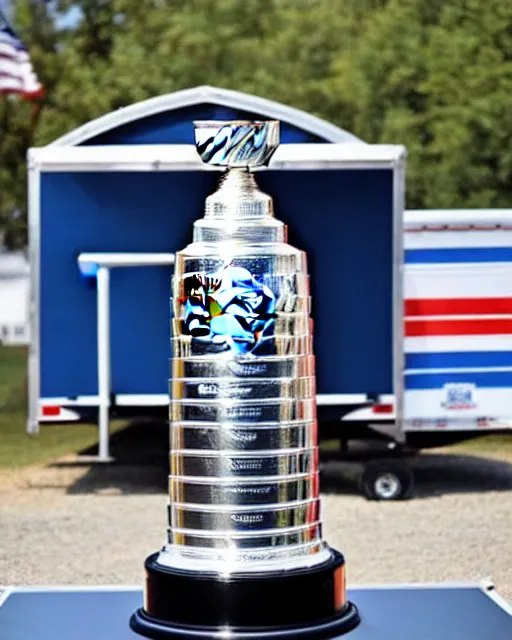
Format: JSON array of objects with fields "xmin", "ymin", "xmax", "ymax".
[{"xmin": 441, "ymin": 383, "xmax": 477, "ymax": 410}]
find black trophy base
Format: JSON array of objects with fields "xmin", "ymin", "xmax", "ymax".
[{"xmin": 130, "ymin": 549, "xmax": 360, "ymax": 639}]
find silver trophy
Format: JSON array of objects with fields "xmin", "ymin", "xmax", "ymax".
[{"xmin": 131, "ymin": 121, "xmax": 359, "ymax": 639}]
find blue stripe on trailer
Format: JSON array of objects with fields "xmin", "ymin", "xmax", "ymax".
[
  {"xmin": 405, "ymin": 371, "xmax": 512, "ymax": 390},
  {"xmin": 405, "ymin": 247, "xmax": 512, "ymax": 264},
  {"xmin": 405, "ymin": 351, "xmax": 512, "ymax": 370}
]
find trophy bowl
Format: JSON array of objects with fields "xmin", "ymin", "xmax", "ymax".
[{"xmin": 194, "ymin": 120, "xmax": 279, "ymax": 167}]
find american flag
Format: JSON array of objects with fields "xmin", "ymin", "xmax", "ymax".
[{"xmin": 0, "ymin": 9, "xmax": 44, "ymax": 99}]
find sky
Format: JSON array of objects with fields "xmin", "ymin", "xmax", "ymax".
[
  {"xmin": 0, "ymin": 1, "xmax": 82, "ymax": 30},
  {"xmin": 0, "ymin": 0, "xmax": 11, "ymax": 19},
  {"xmin": 56, "ymin": 5, "xmax": 82, "ymax": 29}
]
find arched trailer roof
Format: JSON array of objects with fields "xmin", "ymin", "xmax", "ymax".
[{"xmin": 49, "ymin": 85, "xmax": 364, "ymax": 147}]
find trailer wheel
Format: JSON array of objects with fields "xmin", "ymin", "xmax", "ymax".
[{"xmin": 359, "ymin": 460, "xmax": 414, "ymax": 500}]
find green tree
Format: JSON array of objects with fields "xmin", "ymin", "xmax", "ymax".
[
  {"xmin": 324, "ymin": 0, "xmax": 512, "ymax": 208},
  {"xmin": 2, "ymin": 0, "xmax": 512, "ymax": 249},
  {"xmin": 37, "ymin": 0, "xmax": 366, "ymax": 142}
]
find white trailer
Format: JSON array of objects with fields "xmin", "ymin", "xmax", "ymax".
[
  {"xmin": 326, "ymin": 209, "xmax": 512, "ymax": 500},
  {"xmin": 403, "ymin": 209, "xmax": 512, "ymax": 432}
]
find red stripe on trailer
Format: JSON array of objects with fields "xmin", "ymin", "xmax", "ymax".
[
  {"xmin": 372, "ymin": 403, "xmax": 393, "ymax": 414},
  {"xmin": 42, "ymin": 405, "xmax": 60, "ymax": 416},
  {"xmin": 405, "ymin": 297, "xmax": 512, "ymax": 317},
  {"xmin": 405, "ymin": 318, "xmax": 512, "ymax": 337}
]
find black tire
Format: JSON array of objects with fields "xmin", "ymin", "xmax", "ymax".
[{"xmin": 359, "ymin": 459, "xmax": 414, "ymax": 500}]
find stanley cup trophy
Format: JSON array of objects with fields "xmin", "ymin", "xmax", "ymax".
[{"xmin": 130, "ymin": 121, "xmax": 360, "ymax": 639}]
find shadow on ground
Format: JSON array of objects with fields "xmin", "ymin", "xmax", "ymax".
[
  {"xmin": 320, "ymin": 452, "xmax": 512, "ymax": 499},
  {"xmin": 413, "ymin": 453, "xmax": 512, "ymax": 497},
  {"xmin": 51, "ymin": 420, "xmax": 169, "ymax": 494},
  {"xmin": 49, "ymin": 422, "xmax": 512, "ymax": 498}
]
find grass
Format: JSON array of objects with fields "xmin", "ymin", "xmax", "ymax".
[
  {"xmin": 320, "ymin": 434, "xmax": 512, "ymax": 457},
  {"xmin": 447, "ymin": 433, "xmax": 512, "ymax": 456},
  {"xmin": 0, "ymin": 347, "xmax": 126, "ymax": 470}
]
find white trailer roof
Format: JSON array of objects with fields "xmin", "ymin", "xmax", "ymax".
[{"xmin": 29, "ymin": 143, "xmax": 406, "ymax": 173}]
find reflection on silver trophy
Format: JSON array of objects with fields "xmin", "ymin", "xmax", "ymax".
[{"xmin": 157, "ymin": 119, "xmax": 330, "ymax": 573}]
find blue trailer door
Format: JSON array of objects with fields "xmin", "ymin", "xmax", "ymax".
[{"xmin": 38, "ymin": 166, "xmax": 395, "ymax": 402}]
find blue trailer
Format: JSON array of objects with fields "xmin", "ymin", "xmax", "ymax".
[{"xmin": 28, "ymin": 85, "xmax": 406, "ymax": 494}]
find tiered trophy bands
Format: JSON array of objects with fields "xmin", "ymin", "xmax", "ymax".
[{"xmin": 130, "ymin": 121, "xmax": 360, "ymax": 639}]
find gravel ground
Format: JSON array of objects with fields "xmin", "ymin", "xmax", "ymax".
[{"xmin": 0, "ymin": 426, "xmax": 511, "ymax": 603}]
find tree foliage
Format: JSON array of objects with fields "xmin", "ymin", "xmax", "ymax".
[{"xmin": 1, "ymin": 0, "xmax": 511, "ymax": 247}]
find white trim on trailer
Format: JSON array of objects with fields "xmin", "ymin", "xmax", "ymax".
[
  {"xmin": 392, "ymin": 154, "xmax": 406, "ymax": 443},
  {"xmin": 404, "ymin": 264, "xmax": 512, "ymax": 300},
  {"xmin": 405, "ymin": 229, "xmax": 512, "ymax": 249},
  {"xmin": 27, "ymin": 153, "xmax": 41, "ymax": 434},
  {"xmin": 341, "ymin": 407, "xmax": 396, "ymax": 422},
  {"xmin": 48, "ymin": 85, "xmax": 364, "ymax": 147},
  {"xmin": 316, "ymin": 394, "xmax": 395, "ymax": 406},
  {"xmin": 405, "ymin": 366, "xmax": 512, "ymax": 375},
  {"xmin": 115, "ymin": 394, "xmax": 170, "ymax": 406},
  {"xmin": 316, "ymin": 394, "xmax": 367, "ymax": 405},
  {"xmin": 270, "ymin": 143, "xmax": 404, "ymax": 170},
  {"xmin": 405, "ymin": 209, "xmax": 512, "ymax": 229},
  {"xmin": 406, "ymin": 315, "xmax": 512, "ymax": 322},
  {"xmin": 40, "ymin": 393, "xmax": 396, "ymax": 408},
  {"xmin": 39, "ymin": 407, "xmax": 81, "ymax": 422},
  {"xmin": 405, "ymin": 262, "xmax": 512, "ymax": 273},
  {"xmin": 28, "ymin": 143, "xmax": 406, "ymax": 174},
  {"xmin": 404, "ymin": 418, "xmax": 512, "ymax": 431},
  {"xmin": 405, "ymin": 335, "xmax": 512, "ymax": 353},
  {"xmin": 40, "ymin": 396, "xmax": 101, "ymax": 406}
]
